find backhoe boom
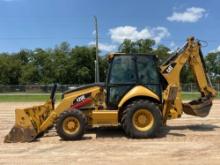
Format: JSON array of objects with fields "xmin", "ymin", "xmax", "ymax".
[{"xmin": 160, "ymin": 37, "xmax": 216, "ymax": 124}]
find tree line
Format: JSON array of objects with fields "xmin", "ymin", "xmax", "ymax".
[{"xmin": 0, "ymin": 39, "xmax": 219, "ymax": 85}]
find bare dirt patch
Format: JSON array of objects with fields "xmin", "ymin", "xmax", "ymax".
[{"xmin": 0, "ymin": 101, "xmax": 220, "ymax": 165}]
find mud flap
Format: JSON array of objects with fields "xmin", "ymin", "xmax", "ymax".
[{"xmin": 182, "ymin": 97, "xmax": 213, "ymax": 117}]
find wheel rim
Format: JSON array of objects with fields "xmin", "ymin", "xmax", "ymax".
[
  {"xmin": 63, "ymin": 116, "xmax": 80, "ymax": 135},
  {"xmin": 132, "ymin": 109, "xmax": 154, "ymax": 132}
]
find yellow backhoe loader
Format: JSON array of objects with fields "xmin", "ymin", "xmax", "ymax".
[{"xmin": 4, "ymin": 37, "xmax": 216, "ymax": 143}]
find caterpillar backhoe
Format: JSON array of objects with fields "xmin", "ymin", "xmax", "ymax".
[{"xmin": 4, "ymin": 37, "xmax": 216, "ymax": 143}]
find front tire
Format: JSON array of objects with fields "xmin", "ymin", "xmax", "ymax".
[
  {"xmin": 55, "ymin": 110, "xmax": 87, "ymax": 140},
  {"xmin": 121, "ymin": 100, "xmax": 162, "ymax": 138}
]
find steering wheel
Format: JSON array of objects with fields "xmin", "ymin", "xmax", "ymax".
[{"xmin": 50, "ymin": 84, "xmax": 57, "ymax": 109}]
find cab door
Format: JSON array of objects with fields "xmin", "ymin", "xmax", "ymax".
[
  {"xmin": 106, "ymin": 55, "xmax": 137, "ymax": 108},
  {"xmin": 136, "ymin": 55, "xmax": 162, "ymax": 98}
]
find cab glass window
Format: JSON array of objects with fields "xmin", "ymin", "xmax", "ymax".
[
  {"xmin": 109, "ymin": 56, "xmax": 136, "ymax": 84},
  {"xmin": 136, "ymin": 56, "xmax": 161, "ymax": 95},
  {"xmin": 137, "ymin": 56, "xmax": 160, "ymax": 84}
]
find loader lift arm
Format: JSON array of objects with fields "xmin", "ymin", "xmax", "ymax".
[{"xmin": 160, "ymin": 37, "xmax": 216, "ymax": 124}]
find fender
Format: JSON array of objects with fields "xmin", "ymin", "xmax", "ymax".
[{"xmin": 118, "ymin": 85, "xmax": 160, "ymax": 108}]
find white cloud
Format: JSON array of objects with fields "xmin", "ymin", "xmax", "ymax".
[
  {"xmin": 216, "ymin": 46, "xmax": 220, "ymax": 52},
  {"xmin": 151, "ymin": 27, "xmax": 170, "ymax": 43},
  {"xmin": 167, "ymin": 7, "xmax": 206, "ymax": 23},
  {"xmin": 210, "ymin": 45, "xmax": 220, "ymax": 53},
  {"xmin": 109, "ymin": 26, "xmax": 170, "ymax": 43},
  {"xmin": 89, "ymin": 25, "xmax": 170, "ymax": 53},
  {"xmin": 109, "ymin": 26, "xmax": 151, "ymax": 43},
  {"xmin": 89, "ymin": 41, "xmax": 117, "ymax": 52},
  {"xmin": 168, "ymin": 41, "xmax": 178, "ymax": 53}
]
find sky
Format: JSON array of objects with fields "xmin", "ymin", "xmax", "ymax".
[{"xmin": 0, "ymin": 0, "xmax": 219, "ymax": 54}]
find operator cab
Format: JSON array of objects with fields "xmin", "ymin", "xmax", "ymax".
[{"xmin": 106, "ymin": 53, "xmax": 162, "ymax": 109}]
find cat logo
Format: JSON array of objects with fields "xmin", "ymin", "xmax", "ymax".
[
  {"xmin": 76, "ymin": 95, "xmax": 86, "ymax": 103},
  {"xmin": 163, "ymin": 63, "xmax": 176, "ymax": 74},
  {"xmin": 166, "ymin": 65, "xmax": 173, "ymax": 73},
  {"xmin": 74, "ymin": 93, "xmax": 91, "ymax": 104}
]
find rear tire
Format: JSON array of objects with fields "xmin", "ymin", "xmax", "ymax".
[
  {"xmin": 55, "ymin": 110, "xmax": 87, "ymax": 140},
  {"xmin": 121, "ymin": 100, "xmax": 162, "ymax": 138}
]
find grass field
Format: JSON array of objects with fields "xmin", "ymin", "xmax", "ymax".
[
  {"xmin": 0, "ymin": 92, "xmax": 219, "ymax": 102},
  {"xmin": 0, "ymin": 93, "xmax": 62, "ymax": 102}
]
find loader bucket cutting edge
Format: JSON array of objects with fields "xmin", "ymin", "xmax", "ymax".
[
  {"xmin": 4, "ymin": 126, "xmax": 37, "ymax": 143},
  {"xmin": 4, "ymin": 101, "xmax": 54, "ymax": 143}
]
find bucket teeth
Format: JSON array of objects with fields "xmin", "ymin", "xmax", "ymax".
[{"xmin": 4, "ymin": 126, "xmax": 37, "ymax": 143}]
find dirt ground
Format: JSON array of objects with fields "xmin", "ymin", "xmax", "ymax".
[{"xmin": 0, "ymin": 101, "xmax": 220, "ymax": 165}]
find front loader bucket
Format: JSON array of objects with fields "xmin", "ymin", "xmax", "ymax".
[
  {"xmin": 4, "ymin": 125, "xmax": 37, "ymax": 143},
  {"xmin": 182, "ymin": 97, "xmax": 213, "ymax": 117},
  {"xmin": 4, "ymin": 101, "xmax": 53, "ymax": 143}
]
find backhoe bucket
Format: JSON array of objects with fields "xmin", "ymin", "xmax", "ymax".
[
  {"xmin": 182, "ymin": 97, "xmax": 213, "ymax": 117},
  {"xmin": 4, "ymin": 101, "xmax": 53, "ymax": 143}
]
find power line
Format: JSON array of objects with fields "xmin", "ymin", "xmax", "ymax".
[{"xmin": 0, "ymin": 36, "xmax": 219, "ymax": 45}]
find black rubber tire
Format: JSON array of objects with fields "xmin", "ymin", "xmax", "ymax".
[
  {"xmin": 55, "ymin": 110, "xmax": 87, "ymax": 140},
  {"xmin": 121, "ymin": 100, "xmax": 162, "ymax": 138}
]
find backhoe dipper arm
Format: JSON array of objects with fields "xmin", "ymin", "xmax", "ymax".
[
  {"xmin": 160, "ymin": 37, "xmax": 216, "ymax": 124},
  {"xmin": 188, "ymin": 44, "xmax": 216, "ymax": 97}
]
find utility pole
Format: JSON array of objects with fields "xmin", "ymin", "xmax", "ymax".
[
  {"xmin": 94, "ymin": 60, "xmax": 97, "ymax": 82},
  {"xmin": 94, "ymin": 16, "xmax": 100, "ymax": 82}
]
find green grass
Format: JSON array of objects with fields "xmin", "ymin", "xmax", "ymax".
[
  {"xmin": 0, "ymin": 92, "xmax": 219, "ymax": 102},
  {"xmin": 0, "ymin": 93, "xmax": 62, "ymax": 102},
  {"xmin": 182, "ymin": 92, "xmax": 220, "ymax": 100},
  {"xmin": 182, "ymin": 92, "xmax": 202, "ymax": 100}
]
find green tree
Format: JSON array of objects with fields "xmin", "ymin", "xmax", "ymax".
[
  {"xmin": 99, "ymin": 56, "xmax": 108, "ymax": 82},
  {"xmin": 19, "ymin": 63, "xmax": 39, "ymax": 84},
  {"xmin": 153, "ymin": 45, "xmax": 170, "ymax": 64},
  {"xmin": 16, "ymin": 49, "xmax": 31, "ymax": 65},
  {"xmin": 0, "ymin": 39, "xmax": 217, "ymax": 86},
  {"xmin": 135, "ymin": 39, "xmax": 155, "ymax": 54},
  {"xmin": 52, "ymin": 42, "xmax": 71, "ymax": 84},
  {"xmin": 119, "ymin": 39, "xmax": 136, "ymax": 53},
  {"xmin": 0, "ymin": 54, "xmax": 22, "ymax": 84},
  {"xmin": 205, "ymin": 52, "xmax": 220, "ymax": 82},
  {"xmin": 69, "ymin": 46, "xmax": 96, "ymax": 84},
  {"xmin": 180, "ymin": 65, "xmax": 195, "ymax": 83}
]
